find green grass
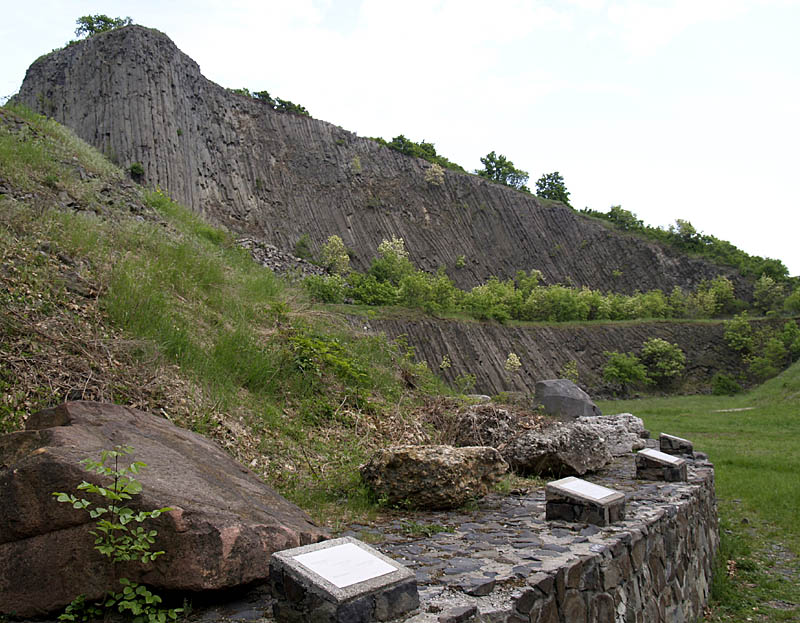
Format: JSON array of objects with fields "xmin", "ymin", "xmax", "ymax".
[
  {"xmin": 0, "ymin": 104, "xmax": 449, "ymax": 525},
  {"xmin": 598, "ymin": 363, "xmax": 800, "ymax": 621}
]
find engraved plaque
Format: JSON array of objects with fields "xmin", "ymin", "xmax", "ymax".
[
  {"xmin": 293, "ymin": 543, "xmax": 397, "ymax": 588},
  {"xmin": 639, "ymin": 448, "xmax": 683, "ymax": 465},
  {"xmin": 558, "ymin": 477, "xmax": 619, "ymax": 501}
]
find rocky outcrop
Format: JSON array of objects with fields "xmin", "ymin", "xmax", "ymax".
[
  {"xmin": 503, "ymin": 422, "xmax": 613, "ymax": 476},
  {"xmin": 581, "ymin": 413, "xmax": 649, "ymax": 456},
  {"xmin": 15, "ymin": 25, "xmax": 749, "ymax": 296},
  {"xmin": 359, "ymin": 445, "xmax": 508, "ymax": 510},
  {"xmin": 535, "ymin": 379, "xmax": 601, "ymax": 419},
  {"xmin": 0, "ymin": 401, "xmax": 327, "ymax": 618},
  {"xmin": 361, "ymin": 315, "xmax": 752, "ymax": 395},
  {"xmin": 451, "ymin": 405, "xmax": 614, "ymax": 476}
]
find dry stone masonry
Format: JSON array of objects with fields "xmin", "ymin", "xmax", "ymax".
[{"xmin": 342, "ymin": 449, "xmax": 718, "ymax": 623}]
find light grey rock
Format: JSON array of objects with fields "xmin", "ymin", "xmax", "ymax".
[
  {"xmin": 535, "ymin": 379, "xmax": 601, "ymax": 420},
  {"xmin": 360, "ymin": 445, "xmax": 508, "ymax": 510},
  {"xmin": 579, "ymin": 413, "xmax": 649, "ymax": 456},
  {"xmin": 504, "ymin": 422, "xmax": 613, "ymax": 476}
]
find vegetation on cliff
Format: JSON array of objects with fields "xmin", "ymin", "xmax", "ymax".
[
  {"xmin": 0, "ymin": 104, "xmax": 447, "ymax": 520},
  {"xmin": 582, "ymin": 205, "xmax": 793, "ymax": 282}
]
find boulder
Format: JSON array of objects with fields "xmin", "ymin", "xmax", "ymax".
[
  {"xmin": 578, "ymin": 413, "xmax": 649, "ymax": 456},
  {"xmin": 503, "ymin": 422, "xmax": 613, "ymax": 476},
  {"xmin": 535, "ymin": 379, "xmax": 601, "ymax": 420},
  {"xmin": 0, "ymin": 401, "xmax": 327, "ymax": 618},
  {"xmin": 360, "ymin": 445, "xmax": 508, "ymax": 510}
]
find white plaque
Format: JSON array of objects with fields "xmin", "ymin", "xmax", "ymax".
[
  {"xmin": 558, "ymin": 477, "xmax": 619, "ymax": 501},
  {"xmin": 293, "ymin": 543, "xmax": 396, "ymax": 589},
  {"xmin": 639, "ymin": 448, "xmax": 682, "ymax": 465}
]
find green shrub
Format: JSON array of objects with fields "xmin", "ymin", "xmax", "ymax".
[
  {"xmin": 294, "ymin": 234, "xmax": 314, "ymax": 261},
  {"xmin": 781, "ymin": 320, "xmax": 800, "ymax": 362},
  {"xmin": 711, "ymin": 372, "xmax": 742, "ymax": 395},
  {"xmin": 129, "ymin": 162, "xmax": 144, "ymax": 179},
  {"xmin": 753, "ymin": 274, "xmax": 786, "ymax": 314},
  {"xmin": 348, "ymin": 273, "xmax": 398, "ymax": 306},
  {"xmin": 303, "ymin": 274, "xmax": 347, "ymax": 304},
  {"xmin": 53, "ymin": 446, "xmax": 181, "ymax": 623},
  {"xmin": 602, "ymin": 351, "xmax": 650, "ymax": 396},
  {"xmin": 640, "ymin": 338, "xmax": 686, "ymax": 388},
  {"xmin": 724, "ymin": 313, "xmax": 754, "ymax": 354},
  {"xmin": 784, "ymin": 286, "xmax": 800, "ymax": 314},
  {"xmin": 321, "ymin": 235, "xmax": 351, "ymax": 275}
]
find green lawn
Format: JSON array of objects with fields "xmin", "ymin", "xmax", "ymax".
[{"xmin": 597, "ymin": 363, "xmax": 800, "ymax": 621}]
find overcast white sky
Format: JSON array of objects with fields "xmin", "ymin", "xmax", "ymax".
[{"xmin": 2, "ymin": 1, "xmax": 799, "ymax": 275}]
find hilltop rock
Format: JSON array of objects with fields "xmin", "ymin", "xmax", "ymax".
[
  {"xmin": 535, "ymin": 379, "xmax": 601, "ymax": 420},
  {"xmin": 0, "ymin": 401, "xmax": 327, "ymax": 618},
  {"xmin": 15, "ymin": 25, "xmax": 748, "ymax": 297},
  {"xmin": 360, "ymin": 445, "xmax": 508, "ymax": 510}
]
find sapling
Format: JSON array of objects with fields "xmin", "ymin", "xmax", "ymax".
[{"xmin": 53, "ymin": 445, "xmax": 181, "ymax": 623}]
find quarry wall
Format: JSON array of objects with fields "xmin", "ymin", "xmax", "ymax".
[{"xmin": 16, "ymin": 25, "xmax": 748, "ymax": 297}]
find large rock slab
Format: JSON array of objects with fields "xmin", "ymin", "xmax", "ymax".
[
  {"xmin": 578, "ymin": 413, "xmax": 649, "ymax": 456},
  {"xmin": 360, "ymin": 445, "xmax": 508, "ymax": 510},
  {"xmin": 0, "ymin": 401, "xmax": 327, "ymax": 618},
  {"xmin": 535, "ymin": 379, "xmax": 601, "ymax": 420},
  {"xmin": 504, "ymin": 422, "xmax": 613, "ymax": 476}
]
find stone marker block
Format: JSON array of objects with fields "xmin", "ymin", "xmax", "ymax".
[
  {"xmin": 270, "ymin": 536, "xmax": 419, "ymax": 623},
  {"xmin": 659, "ymin": 433, "xmax": 693, "ymax": 456},
  {"xmin": 636, "ymin": 448, "xmax": 687, "ymax": 482},
  {"xmin": 545, "ymin": 476, "xmax": 625, "ymax": 526}
]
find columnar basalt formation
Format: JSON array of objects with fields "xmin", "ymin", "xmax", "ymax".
[{"xmin": 16, "ymin": 25, "xmax": 747, "ymax": 295}]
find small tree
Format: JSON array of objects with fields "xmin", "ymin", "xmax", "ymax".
[
  {"xmin": 321, "ymin": 235, "xmax": 350, "ymax": 275},
  {"xmin": 476, "ymin": 151, "xmax": 530, "ymax": 192},
  {"xmin": 535, "ymin": 171, "xmax": 571, "ymax": 206},
  {"xmin": 424, "ymin": 163, "xmax": 445, "ymax": 186},
  {"xmin": 753, "ymin": 274, "xmax": 786, "ymax": 314},
  {"xmin": 75, "ymin": 15, "xmax": 132, "ymax": 38},
  {"xmin": 640, "ymin": 338, "xmax": 686, "ymax": 388},
  {"xmin": 602, "ymin": 351, "xmax": 649, "ymax": 396},
  {"xmin": 53, "ymin": 446, "xmax": 180, "ymax": 623}
]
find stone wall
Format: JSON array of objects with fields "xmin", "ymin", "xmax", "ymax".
[
  {"xmin": 365, "ymin": 453, "xmax": 718, "ymax": 623},
  {"xmin": 512, "ymin": 467, "xmax": 718, "ymax": 622}
]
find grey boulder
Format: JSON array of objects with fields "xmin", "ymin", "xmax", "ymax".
[{"xmin": 535, "ymin": 379, "xmax": 601, "ymax": 420}]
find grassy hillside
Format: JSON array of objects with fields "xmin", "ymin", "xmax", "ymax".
[
  {"xmin": 0, "ymin": 104, "xmax": 451, "ymax": 524},
  {"xmin": 598, "ymin": 363, "xmax": 800, "ymax": 622}
]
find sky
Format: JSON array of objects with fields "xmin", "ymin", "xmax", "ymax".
[{"xmin": 2, "ymin": 0, "xmax": 799, "ymax": 275}]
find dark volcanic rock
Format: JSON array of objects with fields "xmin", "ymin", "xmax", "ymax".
[
  {"xmin": 0, "ymin": 401, "xmax": 327, "ymax": 618},
  {"xmin": 15, "ymin": 25, "xmax": 748, "ymax": 296},
  {"xmin": 360, "ymin": 315, "xmax": 751, "ymax": 395},
  {"xmin": 535, "ymin": 379, "xmax": 601, "ymax": 420}
]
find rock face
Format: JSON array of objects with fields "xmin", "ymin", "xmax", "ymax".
[
  {"xmin": 360, "ymin": 445, "xmax": 508, "ymax": 510},
  {"xmin": 15, "ymin": 25, "xmax": 748, "ymax": 296},
  {"xmin": 503, "ymin": 422, "xmax": 613, "ymax": 476},
  {"xmin": 0, "ymin": 401, "xmax": 327, "ymax": 618},
  {"xmin": 535, "ymin": 379, "xmax": 601, "ymax": 420},
  {"xmin": 580, "ymin": 413, "xmax": 649, "ymax": 456},
  {"xmin": 360, "ymin": 315, "xmax": 755, "ymax": 395}
]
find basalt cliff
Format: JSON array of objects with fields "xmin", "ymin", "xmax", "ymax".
[{"xmin": 15, "ymin": 25, "xmax": 746, "ymax": 296}]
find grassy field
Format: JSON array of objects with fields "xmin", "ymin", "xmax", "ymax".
[{"xmin": 598, "ymin": 364, "xmax": 800, "ymax": 622}]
